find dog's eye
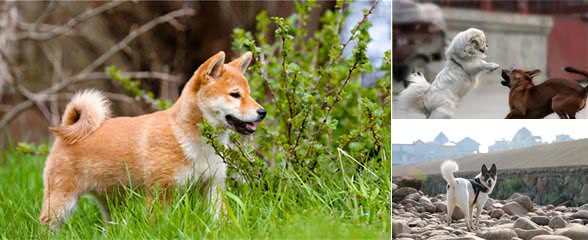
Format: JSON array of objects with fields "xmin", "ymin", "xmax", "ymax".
[{"xmin": 230, "ymin": 92, "xmax": 241, "ymax": 99}]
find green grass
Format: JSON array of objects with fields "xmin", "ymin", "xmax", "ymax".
[{"xmin": 0, "ymin": 144, "xmax": 390, "ymax": 239}]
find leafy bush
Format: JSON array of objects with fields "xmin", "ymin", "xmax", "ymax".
[
  {"xmin": 501, "ymin": 178, "xmax": 522, "ymax": 198},
  {"xmin": 200, "ymin": 0, "xmax": 391, "ymax": 232},
  {"xmin": 213, "ymin": 0, "xmax": 390, "ymax": 181}
]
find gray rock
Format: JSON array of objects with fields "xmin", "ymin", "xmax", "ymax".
[
  {"xmin": 396, "ymin": 233, "xmax": 416, "ymax": 238},
  {"xmin": 514, "ymin": 217, "xmax": 541, "ymax": 230},
  {"xmin": 530, "ymin": 235, "xmax": 572, "ymax": 240},
  {"xmin": 554, "ymin": 206, "xmax": 567, "ymax": 212},
  {"xmin": 404, "ymin": 192, "xmax": 422, "ymax": 202},
  {"xmin": 392, "ymin": 183, "xmax": 398, "ymax": 192},
  {"xmin": 434, "ymin": 202, "xmax": 447, "ymax": 212},
  {"xmin": 485, "ymin": 198, "xmax": 496, "ymax": 210},
  {"xmin": 514, "ymin": 195, "xmax": 535, "ymax": 211},
  {"xmin": 554, "ymin": 224, "xmax": 588, "ymax": 240},
  {"xmin": 579, "ymin": 203, "xmax": 588, "ymax": 211},
  {"xmin": 569, "ymin": 219, "xmax": 584, "ymax": 225},
  {"xmin": 419, "ymin": 197, "xmax": 437, "ymax": 213},
  {"xmin": 393, "ymin": 187, "xmax": 418, "ymax": 203},
  {"xmin": 436, "ymin": 202, "xmax": 465, "ymax": 220},
  {"xmin": 408, "ymin": 219, "xmax": 427, "ymax": 228},
  {"xmin": 509, "ymin": 193, "xmax": 526, "ymax": 200},
  {"xmin": 570, "ymin": 210, "xmax": 588, "ymax": 220},
  {"xmin": 491, "ymin": 209, "xmax": 505, "ymax": 219},
  {"xmin": 531, "ymin": 216, "xmax": 550, "ymax": 226},
  {"xmin": 514, "ymin": 228, "xmax": 552, "ymax": 240},
  {"xmin": 477, "ymin": 228, "xmax": 518, "ymax": 240},
  {"xmin": 504, "ymin": 202, "xmax": 530, "ymax": 216},
  {"xmin": 400, "ymin": 199, "xmax": 418, "ymax": 207},
  {"xmin": 549, "ymin": 216, "xmax": 567, "ymax": 229},
  {"xmin": 392, "ymin": 220, "xmax": 411, "ymax": 238},
  {"xmin": 436, "ymin": 237, "xmax": 485, "ymax": 240}
]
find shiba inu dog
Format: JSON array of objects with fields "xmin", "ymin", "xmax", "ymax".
[
  {"xmin": 441, "ymin": 160, "xmax": 497, "ymax": 231},
  {"xmin": 39, "ymin": 51, "xmax": 266, "ymax": 230}
]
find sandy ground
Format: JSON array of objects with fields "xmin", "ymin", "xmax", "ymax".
[{"xmin": 392, "ymin": 72, "xmax": 588, "ymax": 119}]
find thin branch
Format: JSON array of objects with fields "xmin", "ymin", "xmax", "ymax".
[
  {"xmin": 39, "ymin": 42, "xmax": 64, "ymax": 79},
  {"xmin": 0, "ymin": 8, "xmax": 194, "ymax": 130},
  {"xmin": 0, "ymin": 101, "xmax": 33, "ymax": 128},
  {"xmin": 33, "ymin": 1, "xmax": 58, "ymax": 26},
  {"xmin": 318, "ymin": 61, "xmax": 358, "ymax": 136},
  {"xmin": 15, "ymin": 84, "xmax": 53, "ymax": 123},
  {"xmin": 78, "ymin": 8, "xmax": 195, "ymax": 77},
  {"xmin": 334, "ymin": 0, "xmax": 379, "ymax": 62},
  {"xmin": 12, "ymin": 1, "xmax": 127, "ymax": 41}
]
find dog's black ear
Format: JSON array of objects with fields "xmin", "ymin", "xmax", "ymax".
[
  {"xmin": 481, "ymin": 164, "xmax": 488, "ymax": 174},
  {"xmin": 526, "ymin": 69, "xmax": 541, "ymax": 78},
  {"xmin": 490, "ymin": 164, "xmax": 497, "ymax": 174}
]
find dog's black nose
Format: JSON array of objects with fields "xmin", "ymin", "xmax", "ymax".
[{"xmin": 257, "ymin": 109, "xmax": 267, "ymax": 120}]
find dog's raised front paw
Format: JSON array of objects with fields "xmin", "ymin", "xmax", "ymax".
[{"xmin": 489, "ymin": 63, "xmax": 500, "ymax": 72}]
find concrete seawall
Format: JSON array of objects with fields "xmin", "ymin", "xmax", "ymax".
[{"xmin": 397, "ymin": 166, "xmax": 588, "ymax": 206}]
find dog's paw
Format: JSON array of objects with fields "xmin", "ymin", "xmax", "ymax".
[{"xmin": 489, "ymin": 63, "xmax": 500, "ymax": 72}]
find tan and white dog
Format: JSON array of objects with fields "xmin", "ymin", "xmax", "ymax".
[{"xmin": 39, "ymin": 51, "xmax": 266, "ymax": 230}]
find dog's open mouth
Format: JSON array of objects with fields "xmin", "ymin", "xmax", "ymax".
[
  {"xmin": 501, "ymin": 79, "xmax": 510, "ymax": 87},
  {"xmin": 225, "ymin": 115, "xmax": 258, "ymax": 135}
]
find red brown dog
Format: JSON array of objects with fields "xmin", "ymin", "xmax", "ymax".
[{"xmin": 501, "ymin": 67, "xmax": 588, "ymax": 119}]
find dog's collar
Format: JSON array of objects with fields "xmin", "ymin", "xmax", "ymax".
[
  {"xmin": 451, "ymin": 58, "xmax": 472, "ymax": 81},
  {"xmin": 469, "ymin": 178, "xmax": 489, "ymax": 204}
]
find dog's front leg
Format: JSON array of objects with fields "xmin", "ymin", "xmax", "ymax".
[
  {"xmin": 467, "ymin": 59, "xmax": 499, "ymax": 73},
  {"xmin": 208, "ymin": 180, "xmax": 225, "ymax": 220},
  {"xmin": 474, "ymin": 205, "xmax": 482, "ymax": 230},
  {"xmin": 467, "ymin": 205, "xmax": 475, "ymax": 231},
  {"xmin": 429, "ymin": 105, "xmax": 456, "ymax": 119}
]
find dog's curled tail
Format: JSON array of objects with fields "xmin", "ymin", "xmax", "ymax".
[
  {"xmin": 441, "ymin": 160, "xmax": 459, "ymax": 188},
  {"xmin": 399, "ymin": 72, "xmax": 430, "ymax": 113},
  {"xmin": 564, "ymin": 66, "xmax": 588, "ymax": 79},
  {"xmin": 49, "ymin": 89, "xmax": 110, "ymax": 144}
]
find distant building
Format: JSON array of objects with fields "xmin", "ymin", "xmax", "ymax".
[
  {"xmin": 392, "ymin": 132, "xmax": 480, "ymax": 164},
  {"xmin": 488, "ymin": 127, "xmax": 543, "ymax": 153},
  {"xmin": 554, "ymin": 134, "xmax": 574, "ymax": 143}
]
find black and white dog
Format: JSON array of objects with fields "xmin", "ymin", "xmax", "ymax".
[{"xmin": 441, "ymin": 160, "xmax": 497, "ymax": 231}]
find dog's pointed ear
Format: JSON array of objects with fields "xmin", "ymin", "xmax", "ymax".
[
  {"xmin": 229, "ymin": 52, "xmax": 252, "ymax": 73},
  {"xmin": 481, "ymin": 164, "xmax": 488, "ymax": 173},
  {"xmin": 525, "ymin": 69, "xmax": 541, "ymax": 78},
  {"xmin": 201, "ymin": 51, "xmax": 226, "ymax": 79},
  {"xmin": 490, "ymin": 164, "xmax": 497, "ymax": 174}
]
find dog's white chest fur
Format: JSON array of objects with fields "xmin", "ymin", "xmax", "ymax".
[{"xmin": 173, "ymin": 128, "xmax": 228, "ymax": 186}]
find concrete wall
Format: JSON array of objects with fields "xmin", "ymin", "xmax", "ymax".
[
  {"xmin": 404, "ymin": 166, "xmax": 588, "ymax": 206},
  {"xmin": 392, "ymin": 8, "xmax": 586, "ymax": 118}
]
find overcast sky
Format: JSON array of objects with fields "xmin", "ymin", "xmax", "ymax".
[{"xmin": 392, "ymin": 120, "xmax": 588, "ymax": 153}]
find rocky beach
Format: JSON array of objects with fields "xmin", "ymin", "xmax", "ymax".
[{"xmin": 392, "ymin": 184, "xmax": 588, "ymax": 240}]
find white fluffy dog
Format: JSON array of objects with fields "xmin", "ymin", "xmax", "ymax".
[{"xmin": 399, "ymin": 28, "xmax": 500, "ymax": 118}]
